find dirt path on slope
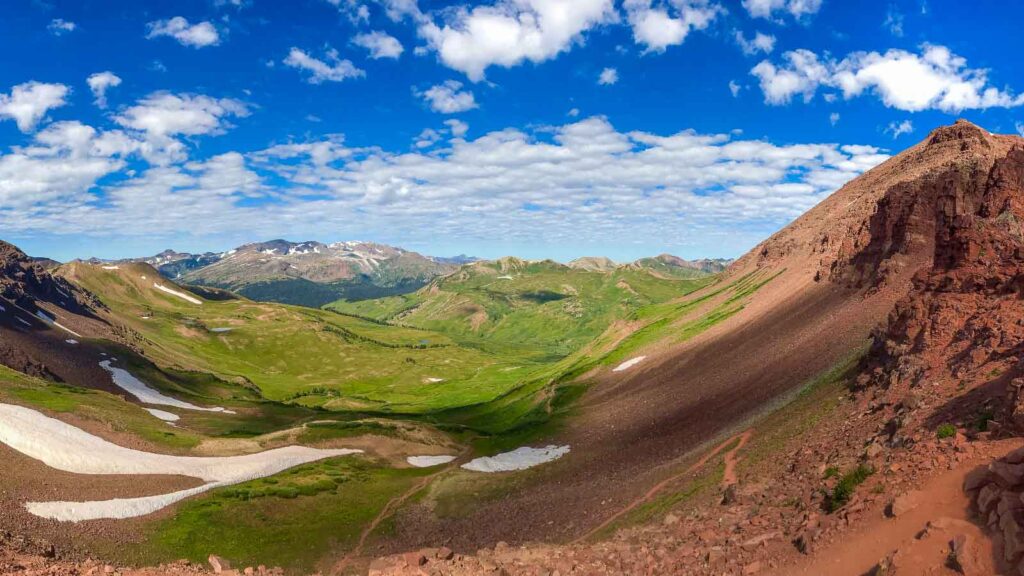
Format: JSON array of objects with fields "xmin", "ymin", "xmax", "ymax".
[
  {"xmin": 776, "ymin": 440, "xmax": 1023, "ymax": 576},
  {"xmin": 721, "ymin": 429, "xmax": 750, "ymax": 487},
  {"xmin": 330, "ymin": 452, "xmax": 467, "ymax": 575},
  {"xmin": 574, "ymin": 429, "xmax": 752, "ymax": 544}
]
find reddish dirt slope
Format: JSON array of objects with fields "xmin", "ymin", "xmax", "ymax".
[
  {"xmin": 366, "ymin": 120, "xmax": 1024, "ymax": 573},
  {"xmin": 377, "ymin": 121, "xmax": 1022, "ymax": 555}
]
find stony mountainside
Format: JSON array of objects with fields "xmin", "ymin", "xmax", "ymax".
[
  {"xmin": 134, "ymin": 249, "xmax": 223, "ymax": 278},
  {"xmin": 566, "ymin": 254, "xmax": 731, "ymax": 276},
  {"xmin": 118, "ymin": 240, "xmax": 461, "ymax": 307},
  {"xmin": 0, "ymin": 241, "xmax": 112, "ymax": 382},
  {"xmin": 628, "ymin": 253, "xmax": 732, "ymax": 277},
  {"xmin": 0, "ymin": 241, "xmax": 101, "ymax": 317}
]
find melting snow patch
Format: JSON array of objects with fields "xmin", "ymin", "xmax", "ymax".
[
  {"xmin": 496, "ymin": 275, "xmax": 514, "ymax": 280},
  {"xmin": 35, "ymin": 310, "xmax": 54, "ymax": 324},
  {"xmin": 423, "ymin": 377, "xmax": 444, "ymax": 383},
  {"xmin": 613, "ymin": 356, "xmax": 647, "ymax": 372},
  {"xmin": 145, "ymin": 408, "xmax": 179, "ymax": 422},
  {"xmin": 66, "ymin": 339, "xmax": 78, "ymax": 345},
  {"xmin": 99, "ymin": 360, "xmax": 235, "ymax": 414},
  {"xmin": 154, "ymin": 283, "xmax": 202, "ymax": 305},
  {"xmin": 16, "ymin": 317, "xmax": 31, "ymax": 327},
  {"xmin": 209, "ymin": 327, "xmax": 233, "ymax": 333},
  {"xmin": 101, "ymin": 265, "xmax": 119, "ymax": 270},
  {"xmin": 407, "ymin": 455, "xmax": 457, "ymax": 468},
  {"xmin": 461, "ymin": 445, "xmax": 570, "ymax": 473},
  {"xmin": 0, "ymin": 404, "xmax": 359, "ymax": 521}
]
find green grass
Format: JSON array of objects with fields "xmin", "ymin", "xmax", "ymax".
[
  {"xmin": 327, "ymin": 261, "xmax": 713, "ymax": 359},
  {"xmin": 63, "ymin": 260, "xmax": 724, "ymax": 435},
  {"xmin": 64, "ymin": 263, "xmax": 540, "ymax": 423},
  {"xmin": 936, "ymin": 423, "xmax": 957, "ymax": 439},
  {"xmin": 825, "ymin": 464, "xmax": 874, "ymax": 512},
  {"xmin": 0, "ymin": 365, "xmax": 202, "ymax": 451},
  {"xmin": 96, "ymin": 458, "xmax": 432, "ymax": 574}
]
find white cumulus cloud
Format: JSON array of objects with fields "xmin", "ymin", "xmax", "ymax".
[
  {"xmin": 751, "ymin": 44, "xmax": 1024, "ymax": 112},
  {"xmin": 47, "ymin": 19, "xmax": 76, "ymax": 36},
  {"xmin": 114, "ymin": 92, "xmax": 249, "ymax": 164},
  {"xmin": 146, "ymin": 17, "xmax": 221, "ymax": 48},
  {"xmin": 284, "ymin": 47, "xmax": 365, "ymax": 84},
  {"xmin": 734, "ymin": 30, "xmax": 775, "ymax": 56},
  {"xmin": 353, "ymin": 31, "xmax": 404, "ymax": 59},
  {"xmin": 742, "ymin": 0, "xmax": 822, "ymax": 21},
  {"xmin": 87, "ymin": 72, "xmax": 122, "ymax": 109},
  {"xmin": 0, "ymin": 82, "xmax": 70, "ymax": 133},
  {"xmin": 415, "ymin": 0, "xmax": 616, "ymax": 81},
  {"xmin": 0, "ymin": 110, "xmax": 891, "ymax": 259},
  {"xmin": 416, "ymin": 80, "xmax": 478, "ymax": 113},
  {"xmin": 884, "ymin": 119, "xmax": 913, "ymax": 138},
  {"xmin": 445, "ymin": 118, "xmax": 469, "ymax": 138},
  {"xmin": 598, "ymin": 67, "xmax": 618, "ymax": 85},
  {"xmin": 624, "ymin": 0, "xmax": 722, "ymax": 53}
]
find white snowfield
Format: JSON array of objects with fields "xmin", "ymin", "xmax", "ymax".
[
  {"xmin": 144, "ymin": 408, "xmax": 180, "ymax": 422},
  {"xmin": 99, "ymin": 360, "xmax": 235, "ymax": 414},
  {"xmin": 154, "ymin": 283, "xmax": 202, "ymax": 305},
  {"xmin": 34, "ymin": 310, "xmax": 82, "ymax": 338},
  {"xmin": 101, "ymin": 265, "xmax": 120, "ymax": 270},
  {"xmin": 407, "ymin": 455, "xmax": 457, "ymax": 468},
  {"xmin": 0, "ymin": 404, "xmax": 361, "ymax": 521},
  {"xmin": 461, "ymin": 445, "xmax": 570, "ymax": 473},
  {"xmin": 613, "ymin": 356, "xmax": 647, "ymax": 372}
]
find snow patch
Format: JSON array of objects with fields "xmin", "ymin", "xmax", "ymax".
[
  {"xmin": 16, "ymin": 317, "xmax": 31, "ymax": 327},
  {"xmin": 65, "ymin": 339, "xmax": 78, "ymax": 345},
  {"xmin": 423, "ymin": 377, "xmax": 444, "ymax": 383},
  {"xmin": 0, "ymin": 404, "xmax": 359, "ymax": 521},
  {"xmin": 101, "ymin": 265, "xmax": 119, "ymax": 270},
  {"xmin": 209, "ymin": 327, "xmax": 233, "ymax": 333},
  {"xmin": 154, "ymin": 283, "xmax": 202, "ymax": 305},
  {"xmin": 613, "ymin": 356, "xmax": 647, "ymax": 372},
  {"xmin": 461, "ymin": 445, "xmax": 570, "ymax": 473},
  {"xmin": 496, "ymin": 275, "xmax": 514, "ymax": 280},
  {"xmin": 407, "ymin": 455, "xmax": 457, "ymax": 468},
  {"xmin": 145, "ymin": 408, "xmax": 179, "ymax": 422},
  {"xmin": 99, "ymin": 360, "xmax": 234, "ymax": 414}
]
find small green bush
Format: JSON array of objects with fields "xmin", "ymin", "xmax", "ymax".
[
  {"xmin": 825, "ymin": 464, "xmax": 873, "ymax": 512},
  {"xmin": 823, "ymin": 466, "xmax": 839, "ymax": 479},
  {"xmin": 936, "ymin": 423, "xmax": 957, "ymax": 439}
]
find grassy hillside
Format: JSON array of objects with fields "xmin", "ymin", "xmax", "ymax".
[
  {"xmin": 61, "ymin": 262, "xmax": 535, "ymax": 419},
  {"xmin": 326, "ymin": 258, "xmax": 714, "ymax": 359}
]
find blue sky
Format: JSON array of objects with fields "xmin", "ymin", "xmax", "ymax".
[{"xmin": 2, "ymin": 0, "xmax": 1023, "ymax": 263}]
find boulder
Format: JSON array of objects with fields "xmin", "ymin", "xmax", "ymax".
[
  {"xmin": 948, "ymin": 533, "xmax": 984, "ymax": 576},
  {"xmin": 209, "ymin": 555, "xmax": 231, "ymax": 574},
  {"xmin": 964, "ymin": 466, "xmax": 993, "ymax": 492},
  {"xmin": 887, "ymin": 491, "xmax": 921, "ymax": 517},
  {"xmin": 989, "ymin": 461, "xmax": 1024, "ymax": 487}
]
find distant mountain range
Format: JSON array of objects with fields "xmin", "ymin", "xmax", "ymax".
[
  {"xmin": 570, "ymin": 254, "xmax": 732, "ymax": 277},
  {"xmin": 75, "ymin": 240, "xmax": 732, "ymax": 307}
]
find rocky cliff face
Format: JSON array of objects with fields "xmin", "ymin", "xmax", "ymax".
[{"xmin": 0, "ymin": 241, "xmax": 102, "ymax": 316}]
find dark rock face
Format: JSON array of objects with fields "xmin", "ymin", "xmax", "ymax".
[
  {"xmin": 0, "ymin": 241, "xmax": 103, "ymax": 315},
  {"xmin": 863, "ymin": 145, "xmax": 1024, "ymax": 389}
]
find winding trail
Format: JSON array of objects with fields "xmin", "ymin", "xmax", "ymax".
[
  {"xmin": 722, "ymin": 429, "xmax": 751, "ymax": 487},
  {"xmin": 574, "ymin": 429, "xmax": 752, "ymax": 543},
  {"xmin": 331, "ymin": 449, "xmax": 468, "ymax": 575}
]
